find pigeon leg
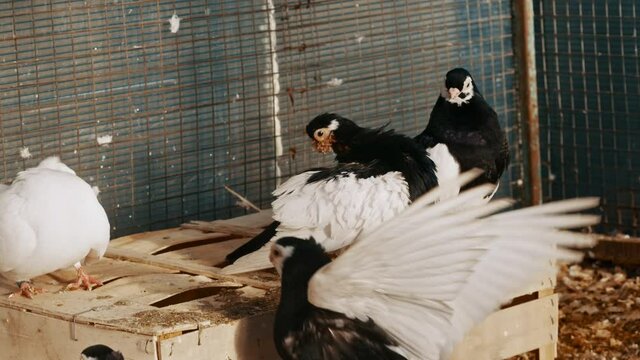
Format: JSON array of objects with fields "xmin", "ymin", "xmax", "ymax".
[
  {"xmin": 65, "ymin": 262, "xmax": 103, "ymax": 291},
  {"xmin": 8, "ymin": 281, "xmax": 45, "ymax": 299}
]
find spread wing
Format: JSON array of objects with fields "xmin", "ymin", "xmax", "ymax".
[{"xmin": 308, "ymin": 173, "xmax": 599, "ymax": 360}]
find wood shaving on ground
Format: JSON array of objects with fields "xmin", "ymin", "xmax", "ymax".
[{"xmin": 510, "ymin": 260, "xmax": 640, "ymax": 360}]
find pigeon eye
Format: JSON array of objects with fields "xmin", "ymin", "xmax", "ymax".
[
  {"xmin": 314, "ymin": 129, "xmax": 327, "ymax": 140},
  {"xmin": 272, "ymin": 248, "xmax": 281, "ymax": 258},
  {"xmin": 459, "ymin": 92, "xmax": 467, "ymax": 99}
]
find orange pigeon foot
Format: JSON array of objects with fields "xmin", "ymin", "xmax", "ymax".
[
  {"xmin": 9, "ymin": 281, "xmax": 45, "ymax": 299},
  {"xmin": 65, "ymin": 266, "xmax": 103, "ymax": 291}
]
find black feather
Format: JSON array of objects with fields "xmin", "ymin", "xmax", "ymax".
[
  {"xmin": 226, "ymin": 113, "xmax": 438, "ymax": 264},
  {"xmin": 225, "ymin": 220, "xmax": 280, "ymax": 263},
  {"xmin": 415, "ymin": 68, "xmax": 510, "ymax": 190},
  {"xmin": 273, "ymin": 237, "xmax": 406, "ymax": 360},
  {"xmin": 81, "ymin": 345, "xmax": 124, "ymax": 360},
  {"xmin": 308, "ymin": 113, "xmax": 438, "ymax": 201},
  {"xmin": 306, "ymin": 161, "xmax": 390, "ymax": 183}
]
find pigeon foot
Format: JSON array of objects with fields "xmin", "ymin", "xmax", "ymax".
[
  {"xmin": 9, "ymin": 281, "xmax": 45, "ymax": 299},
  {"xmin": 66, "ymin": 266, "xmax": 103, "ymax": 291}
]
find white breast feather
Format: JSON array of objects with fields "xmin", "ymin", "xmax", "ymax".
[
  {"xmin": 0, "ymin": 157, "xmax": 110, "ymax": 281},
  {"xmin": 220, "ymin": 170, "xmax": 411, "ymax": 274},
  {"xmin": 426, "ymin": 144, "xmax": 460, "ymax": 201},
  {"xmin": 307, "ymin": 171, "xmax": 599, "ymax": 360}
]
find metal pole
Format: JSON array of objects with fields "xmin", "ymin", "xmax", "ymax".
[{"xmin": 514, "ymin": 0, "xmax": 542, "ymax": 205}]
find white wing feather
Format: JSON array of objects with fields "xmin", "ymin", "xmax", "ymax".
[
  {"xmin": 220, "ymin": 170, "xmax": 411, "ymax": 274},
  {"xmin": 308, "ymin": 178, "xmax": 599, "ymax": 360}
]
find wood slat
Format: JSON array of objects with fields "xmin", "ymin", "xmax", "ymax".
[
  {"xmin": 0, "ymin": 273, "xmax": 249, "ymax": 336},
  {"xmin": 156, "ymin": 237, "xmax": 253, "ymax": 266},
  {"xmin": 0, "ymin": 307, "xmax": 158, "ymax": 360},
  {"xmin": 157, "ymin": 313, "xmax": 279, "ymax": 360},
  {"xmin": 105, "ymin": 247, "xmax": 279, "ymax": 290},
  {"xmin": 450, "ymin": 294, "xmax": 558, "ymax": 359},
  {"xmin": 110, "ymin": 228, "xmax": 233, "ymax": 255},
  {"xmin": 213, "ymin": 210, "xmax": 274, "ymax": 228},
  {"xmin": 592, "ymin": 235, "xmax": 640, "ymax": 265},
  {"xmin": 0, "ymin": 258, "xmax": 176, "ymax": 297},
  {"xmin": 181, "ymin": 221, "xmax": 264, "ymax": 238}
]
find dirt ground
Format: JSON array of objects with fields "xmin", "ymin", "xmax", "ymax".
[
  {"xmin": 510, "ymin": 260, "xmax": 639, "ymax": 360},
  {"xmin": 556, "ymin": 260, "xmax": 640, "ymax": 359}
]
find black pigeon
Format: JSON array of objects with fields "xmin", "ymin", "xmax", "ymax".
[
  {"xmin": 81, "ymin": 344, "xmax": 124, "ymax": 360},
  {"xmin": 415, "ymin": 68, "xmax": 510, "ymax": 194},
  {"xmin": 223, "ymin": 114, "xmax": 444, "ymax": 271},
  {"xmin": 269, "ymin": 176, "xmax": 599, "ymax": 360}
]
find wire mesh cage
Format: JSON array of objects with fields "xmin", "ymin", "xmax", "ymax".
[
  {"xmin": 535, "ymin": 0, "xmax": 640, "ymax": 236},
  {"xmin": 1, "ymin": 0, "xmax": 525, "ymax": 237}
]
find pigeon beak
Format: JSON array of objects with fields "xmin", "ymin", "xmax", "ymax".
[
  {"xmin": 311, "ymin": 128, "xmax": 335, "ymax": 154},
  {"xmin": 448, "ymin": 87, "xmax": 460, "ymax": 99},
  {"xmin": 312, "ymin": 138, "xmax": 334, "ymax": 154}
]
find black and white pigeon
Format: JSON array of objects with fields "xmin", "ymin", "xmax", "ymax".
[
  {"xmin": 81, "ymin": 344, "xmax": 124, "ymax": 360},
  {"xmin": 269, "ymin": 173, "xmax": 599, "ymax": 360},
  {"xmin": 0, "ymin": 156, "xmax": 110, "ymax": 298},
  {"xmin": 306, "ymin": 113, "xmax": 462, "ymax": 198},
  {"xmin": 414, "ymin": 68, "xmax": 510, "ymax": 197},
  {"xmin": 222, "ymin": 114, "xmax": 454, "ymax": 274}
]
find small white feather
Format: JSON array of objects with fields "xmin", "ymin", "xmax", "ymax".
[
  {"xmin": 19, "ymin": 147, "xmax": 32, "ymax": 159},
  {"xmin": 96, "ymin": 134, "xmax": 113, "ymax": 145},
  {"xmin": 326, "ymin": 78, "xmax": 343, "ymax": 87},
  {"xmin": 169, "ymin": 14, "xmax": 181, "ymax": 33}
]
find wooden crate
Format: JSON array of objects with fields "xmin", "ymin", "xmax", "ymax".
[{"xmin": 0, "ymin": 210, "xmax": 558, "ymax": 360}]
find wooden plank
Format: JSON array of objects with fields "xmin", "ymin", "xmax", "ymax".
[
  {"xmin": 592, "ymin": 235, "xmax": 640, "ymax": 265},
  {"xmin": 0, "ymin": 306, "xmax": 157, "ymax": 360},
  {"xmin": 0, "ymin": 273, "xmax": 241, "ymax": 334},
  {"xmin": 510, "ymin": 262, "xmax": 556, "ymax": 298},
  {"xmin": 0, "ymin": 258, "xmax": 176, "ymax": 298},
  {"xmin": 450, "ymin": 294, "xmax": 558, "ymax": 359},
  {"xmin": 157, "ymin": 313, "xmax": 279, "ymax": 360},
  {"xmin": 157, "ymin": 237, "xmax": 253, "ymax": 266},
  {"xmin": 537, "ymin": 288, "xmax": 557, "ymax": 360},
  {"xmin": 181, "ymin": 221, "xmax": 264, "ymax": 238},
  {"xmin": 109, "ymin": 210, "xmax": 273, "ymax": 256},
  {"xmin": 215, "ymin": 210, "xmax": 274, "ymax": 228},
  {"xmin": 105, "ymin": 247, "xmax": 279, "ymax": 290},
  {"xmin": 110, "ymin": 228, "xmax": 233, "ymax": 255}
]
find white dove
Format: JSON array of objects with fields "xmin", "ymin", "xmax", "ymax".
[{"xmin": 0, "ymin": 156, "xmax": 110, "ymax": 298}]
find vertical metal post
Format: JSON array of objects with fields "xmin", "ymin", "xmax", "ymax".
[
  {"xmin": 514, "ymin": 0, "xmax": 542, "ymax": 205},
  {"xmin": 514, "ymin": 9, "xmax": 555, "ymax": 360}
]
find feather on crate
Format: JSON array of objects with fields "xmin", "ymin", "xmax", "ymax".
[{"xmin": 1, "ymin": 209, "xmax": 559, "ymax": 360}]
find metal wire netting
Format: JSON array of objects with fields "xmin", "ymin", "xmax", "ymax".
[
  {"xmin": 0, "ymin": 0, "xmax": 524, "ymax": 237},
  {"xmin": 272, "ymin": 0, "xmax": 525, "ymax": 203},
  {"xmin": 535, "ymin": 0, "xmax": 640, "ymax": 235}
]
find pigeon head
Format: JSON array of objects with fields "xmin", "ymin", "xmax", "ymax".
[
  {"xmin": 442, "ymin": 68, "xmax": 476, "ymax": 106},
  {"xmin": 81, "ymin": 344, "xmax": 124, "ymax": 360},
  {"xmin": 270, "ymin": 237, "xmax": 330, "ymax": 278},
  {"xmin": 306, "ymin": 113, "xmax": 362, "ymax": 155}
]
